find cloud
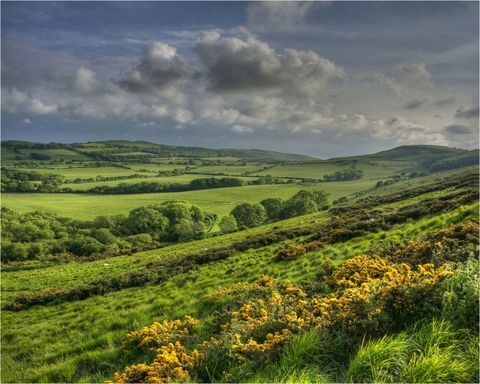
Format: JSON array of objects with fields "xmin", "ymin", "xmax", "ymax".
[
  {"xmin": 231, "ymin": 124, "xmax": 253, "ymax": 134},
  {"xmin": 403, "ymin": 99, "xmax": 426, "ymax": 109},
  {"xmin": 2, "ymin": 88, "xmax": 58, "ymax": 114},
  {"xmin": 387, "ymin": 63, "xmax": 432, "ymax": 89},
  {"xmin": 71, "ymin": 67, "xmax": 98, "ymax": 93},
  {"xmin": 117, "ymin": 41, "xmax": 195, "ymax": 93},
  {"xmin": 434, "ymin": 97, "xmax": 457, "ymax": 106},
  {"xmin": 22, "ymin": 118, "xmax": 32, "ymax": 124},
  {"xmin": 247, "ymin": 1, "xmax": 316, "ymax": 27},
  {"xmin": 192, "ymin": 31, "xmax": 344, "ymax": 95},
  {"xmin": 444, "ymin": 124, "xmax": 475, "ymax": 135},
  {"xmin": 454, "ymin": 106, "xmax": 479, "ymax": 119}
]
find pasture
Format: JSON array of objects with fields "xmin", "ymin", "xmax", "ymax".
[
  {"xmin": 1, "ymin": 179, "xmax": 375, "ymax": 219},
  {"xmin": 253, "ymin": 159, "xmax": 416, "ymax": 179}
]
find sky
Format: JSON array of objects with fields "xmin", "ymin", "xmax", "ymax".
[{"xmin": 1, "ymin": 1, "xmax": 479, "ymax": 158}]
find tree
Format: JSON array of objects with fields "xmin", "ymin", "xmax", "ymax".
[
  {"xmin": 92, "ymin": 228, "xmax": 117, "ymax": 244},
  {"xmin": 173, "ymin": 219, "xmax": 206, "ymax": 241},
  {"xmin": 64, "ymin": 235, "xmax": 104, "ymax": 257},
  {"xmin": 156, "ymin": 201, "xmax": 195, "ymax": 225},
  {"xmin": 203, "ymin": 213, "xmax": 218, "ymax": 233},
  {"xmin": 260, "ymin": 198, "xmax": 284, "ymax": 222},
  {"xmin": 311, "ymin": 190, "xmax": 330, "ymax": 210},
  {"xmin": 219, "ymin": 216, "xmax": 238, "ymax": 234},
  {"xmin": 280, "ymin": 190, "xmax": 317, "ymax": 219},
  {"xmin": 124, "ymin": 207, "xmax": 169, "ymax": 236},
  {"xmin": 230, "ymin": 202, "xmax": 267, "ymax": 228}
]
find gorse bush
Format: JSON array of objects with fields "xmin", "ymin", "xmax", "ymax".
[{"xmin": 109, "ymin": 250, "xmax": 461, "ymax": 383}]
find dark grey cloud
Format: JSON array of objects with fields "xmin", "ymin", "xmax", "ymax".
[
  {"xmin": 434, "ymin": 97, "xmax": 457, "ymax": 106},
  {"xmin": 444, "ymin": 124, "xmax": 475, "ymax": 135},
  {"xmin": 117, "ymin": 42, "xmax": 195, "ymax": 93},
  {"xmin": 403, "ymin": 99, "xmax": 426, "ymax": 109},
  {"xmin": 192, "ymin": 31, "xmax": 344, "ymax": 94},
  {"xmin": 454, "ymin": 106, "xmax": 479, "ymax": 119}
]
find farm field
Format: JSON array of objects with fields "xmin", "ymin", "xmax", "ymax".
[
  {"xmin": 253, "ymin": 159, "xmax": 416, "ymax": 179},
  {"xmin": 61, "ymin": 174, "xmax": 256, "ymax": 191},
  {"xmin": 183, "ymin": 164, "xmax": 269, "ymax": 175},
  {"xmin": 2, "ymin": 180, "xmax": 375, "ymax": 219}
]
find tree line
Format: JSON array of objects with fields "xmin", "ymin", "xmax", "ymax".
[{"xmin": 323, "ymin": 169, "xmax": 363, "ymax": 182}]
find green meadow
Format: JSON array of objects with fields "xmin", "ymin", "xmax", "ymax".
[{"xmin": 2, "ymin": 179, "xmax": 375, "ymax": 219}]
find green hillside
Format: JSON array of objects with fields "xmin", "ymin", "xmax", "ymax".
[
  {"xmin": 1, "ymin": 140, "xmax": 315, "ymax": 164},
  {"xmin": 1, "ymin": 165, "xmax": 479, "ymax": 383}
]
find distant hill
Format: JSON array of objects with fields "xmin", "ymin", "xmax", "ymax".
[
  {"xmin": 330, "ymin": 145, "xmax": 479, "ymax": 173},
  {"xmin": 1, "ymin": 141, "xmax": 478, "ymax": 173},
  {"xmin": 1, "ymin": 140, "xmax": 316, "ymax": 163},
  {"xmin": 358, "ymin": 145, "xmax": 476, "ymax": 160}
]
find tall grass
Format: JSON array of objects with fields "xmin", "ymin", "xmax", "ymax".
[
  {"xmin": 249, "ymin": 330, "xmax": 332, "ymax": 383},
  {"xmin": 346, "ymin": 319, "xmax": 479, "ymax": 383}
]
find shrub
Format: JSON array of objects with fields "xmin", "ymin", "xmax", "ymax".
[
  {"xmin": 109, "ymin": 342, "xmax": 202, "ymax": 383},
  {"xmin": 231, "ymin": 202, "xmax": 267, "ymax": 228},
  {"xmin": 125, "ymin": 316, "xmax": 198, "ymax": 352},
  {"xmin": 274, "ymin": 245, "xmax": 307, "ymax": 261},
  {"xmin": 219, "ymin": 216, "xmax": 238, "ymax": 234}
]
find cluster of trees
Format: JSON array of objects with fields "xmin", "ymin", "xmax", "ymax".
[
  {"xmin": 1, "ymin": 201, "xmax": 217, "ymax": 262},
  {"xmin": 375, "ymin": 173, "xmax": 420, "ymax": 189},
  {"xmin": 82, "ymin": 177, "xmax": 246, "ymax": 194},
  {"xmin": 70, "ymin": 173, "xmax": 150, "ymax": 184},
  {"xmin": 29, "ymin": 153, "xmax": 52, "ymax": 161},
  {"xmin": 219, "ymin": 190, "xmax": 329, "ymax": 233},
  {"xmin": 425, "ymin": 154, "xmax": 479, "ymax": 173},
  {"xmin": 1, "ymin": 168, "xmax": 63, "ymax": 192},
  {"xmin": 323, "ymin": 169, "xmax": 363, "ymax": 182}
]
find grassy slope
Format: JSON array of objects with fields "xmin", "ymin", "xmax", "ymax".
[
  {"xmin": 1, "ymin": 140, "xmax": 316, "ymax": 163},
  {"xmin": 1, "ymin": 167, "xmax": 478, "ymax": 382},
  {"xmin": 1, "ymin": 203, "xmax": 477, "ymax": 382},
  {"xmin": 252, "ymin": 159, "xmax": 414, "ymax": 179}
]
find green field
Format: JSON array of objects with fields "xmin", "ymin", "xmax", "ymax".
[
  {"xmin": 2, "ymin": 179, "xmax": 375, "ymax": 219},
  {"xmin": 1, "ymin": 148, "xmax": 90, "ymax": 162},
  {"xmin": 15, "ymin": 166, "xmax": 153, "ymax": 180},
  {"xmin": 187, "ymin": 164, "xmax": 268, "ymax": 175},
  {"xmin": 60, "ymin": 174, "xmax": 255, "ymax": 191},
  {"xmin": 253, "ymin": 159, "xmax": 415, "ymax": 179}
]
